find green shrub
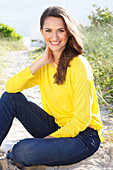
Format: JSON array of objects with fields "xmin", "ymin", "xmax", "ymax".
[
  {"xmin": 0, "ymin": 23, "xmax": 22, "ymax": 40},
  {"xmin": 88, "ymin": 4, "xmax": 113, "ymax": 26}
]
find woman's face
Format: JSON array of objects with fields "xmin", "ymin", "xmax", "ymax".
[{"xmin": 41, "ymin": 17, "xmax": 68, "ymax": 55}]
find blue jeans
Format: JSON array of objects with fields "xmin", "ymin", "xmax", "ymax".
[{"xmin": 0, "ymin": 92, "xmax": 100, "ymax": 167}]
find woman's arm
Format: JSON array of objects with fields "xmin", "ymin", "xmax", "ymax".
[
  {"xmin": 6, "ymin": 46, "xmax": 53, "ymax": 93},
  {"xmin": 6, "ymin": 66, "xmax": 39, "ymax": 93},
  {"xmin": 29, "ymin": 46, "xmax": 52, "ymax": 74}
]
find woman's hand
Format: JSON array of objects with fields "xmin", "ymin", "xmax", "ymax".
[
  {"xmin": 43, "ymin": 46, "xmax": 58, "ymax": 68},
  {"xmin": 30, "ymin": 46, "xmax": 55, "ymax": 74},
  {"xmin": 30, "ymin": 46, "xmax": 53, "ymax": 74},
  {"xmin": 44, "ymin": 135, "xmax": 54, "ymax": 139},
  {"xmin": 42, "ymin": 46, "xmax": 53, "ymax": 64}
]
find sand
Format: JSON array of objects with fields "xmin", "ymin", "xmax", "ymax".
[{"xmin": 0, "ymin": 50, "xmax": 113, "ymax": 170}]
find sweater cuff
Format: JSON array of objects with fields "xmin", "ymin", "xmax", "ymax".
[{"xmin": 18, "ymin": 67, "xmax": 34, "ymax": 81}]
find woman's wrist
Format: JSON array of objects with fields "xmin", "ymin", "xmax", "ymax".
[
  {"xmin": 44, "ymin": 135, "xmax": 54, "ymax": 139},
  {"xmin": 29, "ymin": 56, "xmax": 47, "ymax": 75},
  {"xmin": 41, "ymin": 55, "xmax": 49, "ymax": 65}
]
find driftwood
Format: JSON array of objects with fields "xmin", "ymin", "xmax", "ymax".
[{"xmin": 0, "ymin": 158, "xmax": 48, "ymax": 170}]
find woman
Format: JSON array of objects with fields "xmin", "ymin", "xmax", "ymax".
[{"xmin": 0, "ymin": 6, "xmax": 104, "ymax": 167}]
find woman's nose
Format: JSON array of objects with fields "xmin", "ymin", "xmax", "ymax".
[{"xmin": 52, "ymin": 32, "xmax": 58, "ymax": 40}]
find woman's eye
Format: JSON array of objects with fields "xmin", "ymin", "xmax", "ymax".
[
  {"xmin": 59, "ymin": 29, "xmax": 65, "ymax": 32},
  {"xmin": 45, "ymin": 30, "xmax": 51, "ymax": 32}
]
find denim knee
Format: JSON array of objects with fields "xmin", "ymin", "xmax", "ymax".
[
  {"xmin": 1, "ymin": 91, "xmax": 10, "ymax": 100},
  {"xmin": 7, "ymin": 139, "xmax": 36, "ymax": 166},
  {"xmin": 7, "ymin": 140, "xmax": 28, "ymax": 166},
  {"xmin": 1, "ymin": 91, "xmax": 19, "ymax": 101},
  {"xmin": 1, "ymin": 91, "xmax": 26, "ymax": 105}
]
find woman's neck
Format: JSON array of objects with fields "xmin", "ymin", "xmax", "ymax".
[{"xmin": 52, "ymin": 52, "xmax": 61, "ymax": 65}]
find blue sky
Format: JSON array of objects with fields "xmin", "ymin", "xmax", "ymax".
[{"xmin": 0, "ymin": 0, "xmax": 113, "ymax": 39}]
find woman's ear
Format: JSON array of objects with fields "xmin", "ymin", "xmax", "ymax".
[
  {"xmin": 40, "ymin": 29, "xmax": 43, "ymax": 36},
  {"xmin": 67, "ymin": 31, "xmax": 71, "ymax": 38}
]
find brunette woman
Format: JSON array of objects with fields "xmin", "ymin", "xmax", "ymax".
[{"xmin": 0, "ymin": 6, "xmax": 104, "ymax": 167}]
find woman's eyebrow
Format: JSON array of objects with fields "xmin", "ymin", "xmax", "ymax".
[
  {"xmin": 58, "ymin": 27, "xmax": 65, "ymax": 29},
  {"xmin": 44, "ymin": 28, "xmax": 51, "ymax": 29},
  {"xmin": 44, "ymin": 27, "xmax": 65, "ymax": 30}
]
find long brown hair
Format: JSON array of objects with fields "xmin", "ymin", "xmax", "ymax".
[{"xmin": 40, "ymin": 6, "xmax": 83, "ymax": 85}]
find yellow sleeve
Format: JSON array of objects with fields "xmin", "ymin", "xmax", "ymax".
[
  {"xmin": 6, "ymin": 67, "xmax": 40, "ymax": 93},
  {"xmin": 50, "ymin": 56, "xmax": 94, "ymax": 138}
]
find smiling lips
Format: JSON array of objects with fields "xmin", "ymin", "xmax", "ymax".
[{"xmin": 50, "ymin": 41, "xmax": 61, "ymax": 45}]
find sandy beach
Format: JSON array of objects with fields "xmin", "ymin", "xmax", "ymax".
[{"xmin": 0, "ymin": 50, "xmax": 113, "ymax": 170}]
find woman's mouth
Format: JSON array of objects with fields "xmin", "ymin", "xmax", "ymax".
[{"xmin": 50, "ymin": 41, "xmax": 61, "ymax": 45}]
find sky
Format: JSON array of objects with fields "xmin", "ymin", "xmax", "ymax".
[{"xmin": 0, "ymin": 0, "xmax": 113, "ymax": 39}]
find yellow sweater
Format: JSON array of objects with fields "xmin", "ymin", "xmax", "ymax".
[{"xmin": 6, "ymin": 55, "xmax": 104, "ymax": 142}]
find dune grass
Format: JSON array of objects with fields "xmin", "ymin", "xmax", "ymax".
[
  {"xmin": 0, "ymin": 40, "xmax": 26, "ymax": 57},
  {"xmin": 81, "ymin": 24, "xmax": 113, "ymax": 112}
]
